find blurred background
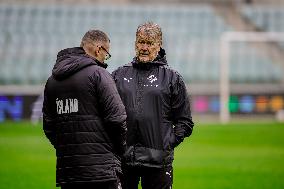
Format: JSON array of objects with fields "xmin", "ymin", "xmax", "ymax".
[
  {"xmin": 0, "ymin": 1, "xmax": 284, "ymax": 189},
  {"xmin": 0, "ymin": 0, "xmax": 284, "ymax": 123}
]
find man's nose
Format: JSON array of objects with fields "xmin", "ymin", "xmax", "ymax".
[{"xmin": 141, "ymin": 43, "xmax": 148, "ymax": 49}]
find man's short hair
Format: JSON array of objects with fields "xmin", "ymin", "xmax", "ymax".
[
  {"xmin": 81, "ymin": 30, "xmax": 110, "ymax": 47},
  {"xmin": 136, "ymin": 22, "xmax": 162, "ymax": 45}
]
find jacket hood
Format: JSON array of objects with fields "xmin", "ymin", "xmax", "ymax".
[
  {"xmin": 132, "ymin": 48, "xmax": 167, "ymax": 69},
  {"xmin": 52, "ymin": 47, "xmax": 108, "ymax": 80}
]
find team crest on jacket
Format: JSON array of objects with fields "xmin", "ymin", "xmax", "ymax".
[{"xmin": 147, "ymin": 75, "xmax": 157, "ymax": 83}]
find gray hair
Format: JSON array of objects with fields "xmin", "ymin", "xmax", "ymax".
[
  {"xmin": 136, "ymin": 22, "xmax": 162, "ymax": 45},
  {"xmin": 80, "ymin": 30, "xmax": 110, "ymax": 47}
]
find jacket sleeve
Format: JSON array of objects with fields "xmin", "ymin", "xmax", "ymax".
[
  {"xmin": 170, "ymin": 73, "xmax": 194, "ymax": 148},
  {"xmin": 42, "ymin": 83, "xmax": 56, "ymax": 147},
  {"xmin": 95, "ymin": 69, "xmax": 127, "ymax": 158}
]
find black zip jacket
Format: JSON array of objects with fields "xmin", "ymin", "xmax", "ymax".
[
  {"xmin": 43, "ymin": 47, "xmax": 127, "ymax": 186},
  {"xmin": 112, "ymin": 49, "xmax": 194, "ymax": 168}
]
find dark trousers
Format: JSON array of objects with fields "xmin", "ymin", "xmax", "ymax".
[
  {"xmin": 61, "ymin": 181, "xmax": 121, "ymax": 189},
  {"xmin": 121, "ymin": 165, "xmax": 173, "ymax": 189}
]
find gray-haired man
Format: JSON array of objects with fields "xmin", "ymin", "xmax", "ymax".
[{"xmin": 112, "ymin": 22, "xmax": 194, "ymax": 189}]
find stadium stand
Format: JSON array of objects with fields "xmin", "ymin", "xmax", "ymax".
[
  {"xmin": 241, "ymin": 5, "xmax": 284, "ymax": 32},
  {"xmin": 0, "ymin": 2, "xmax": 283, "ymax": 85}
]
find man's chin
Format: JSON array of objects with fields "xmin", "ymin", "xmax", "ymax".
[{"xmin": 138, "ymin": 57, "xmax": 151, "ymax": 63}]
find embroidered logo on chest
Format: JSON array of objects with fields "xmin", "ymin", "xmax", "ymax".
[
  {"xmin": 147, "ymin": 75, "xmax": 157, "ymax": 83},
  {"xmin": 123, "ymin": 77, "xmax": 133, "ymax": 82}
]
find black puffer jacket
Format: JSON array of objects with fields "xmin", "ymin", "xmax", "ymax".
[
  {"xmin": 112, "ymin": 49, "xmax": 194, "ymax": 168},
  {"xmin": 43, "ymin": 47, "xmax": 127, "ymax": 186}
]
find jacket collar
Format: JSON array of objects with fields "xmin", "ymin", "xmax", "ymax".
[
  {"xmin": 52, "ymin": 47, "xmax": 108, "ymax": 80},
  {"xmin": 56, "ymin": 47, "xmax": 108, "ymax": 68},
  {"xmin": 132, "ymin": 48, "xmax": 167, "ymax": 70}
]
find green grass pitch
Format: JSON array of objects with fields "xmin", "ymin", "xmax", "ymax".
[{"xmin": 0, "ymin": 121, "xmax": 284, "ymax": 189}]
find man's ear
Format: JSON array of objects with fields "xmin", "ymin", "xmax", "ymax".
[{"xmin": 83, "ymin": 43, "xmax": 98, "ymax": 57}]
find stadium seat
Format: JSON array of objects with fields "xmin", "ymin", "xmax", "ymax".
[{"xmin": 0, "ymin": 3, "xmax": 282, "ymax": 85}]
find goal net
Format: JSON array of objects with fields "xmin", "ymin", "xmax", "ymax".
[{"xmin": 220, "ymin": 32, "xmax": 284, "ymax": 123}]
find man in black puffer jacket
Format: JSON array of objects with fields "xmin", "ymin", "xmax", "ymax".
[
  {"xmin": 112, "ymin": 22, "xmax": 194, "ymax": 189},
  {"xmin": 43, "ymin": 30, "xmax": 127, "ymax": 189}
]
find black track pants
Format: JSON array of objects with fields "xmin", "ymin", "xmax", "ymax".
[
  {"xmin": 121, "ymin": 166, "xmax": 173, "ymax": 189},
  {"xmin": 61, "ymin": 180, "xmax": 122, "ymax": 189}
]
